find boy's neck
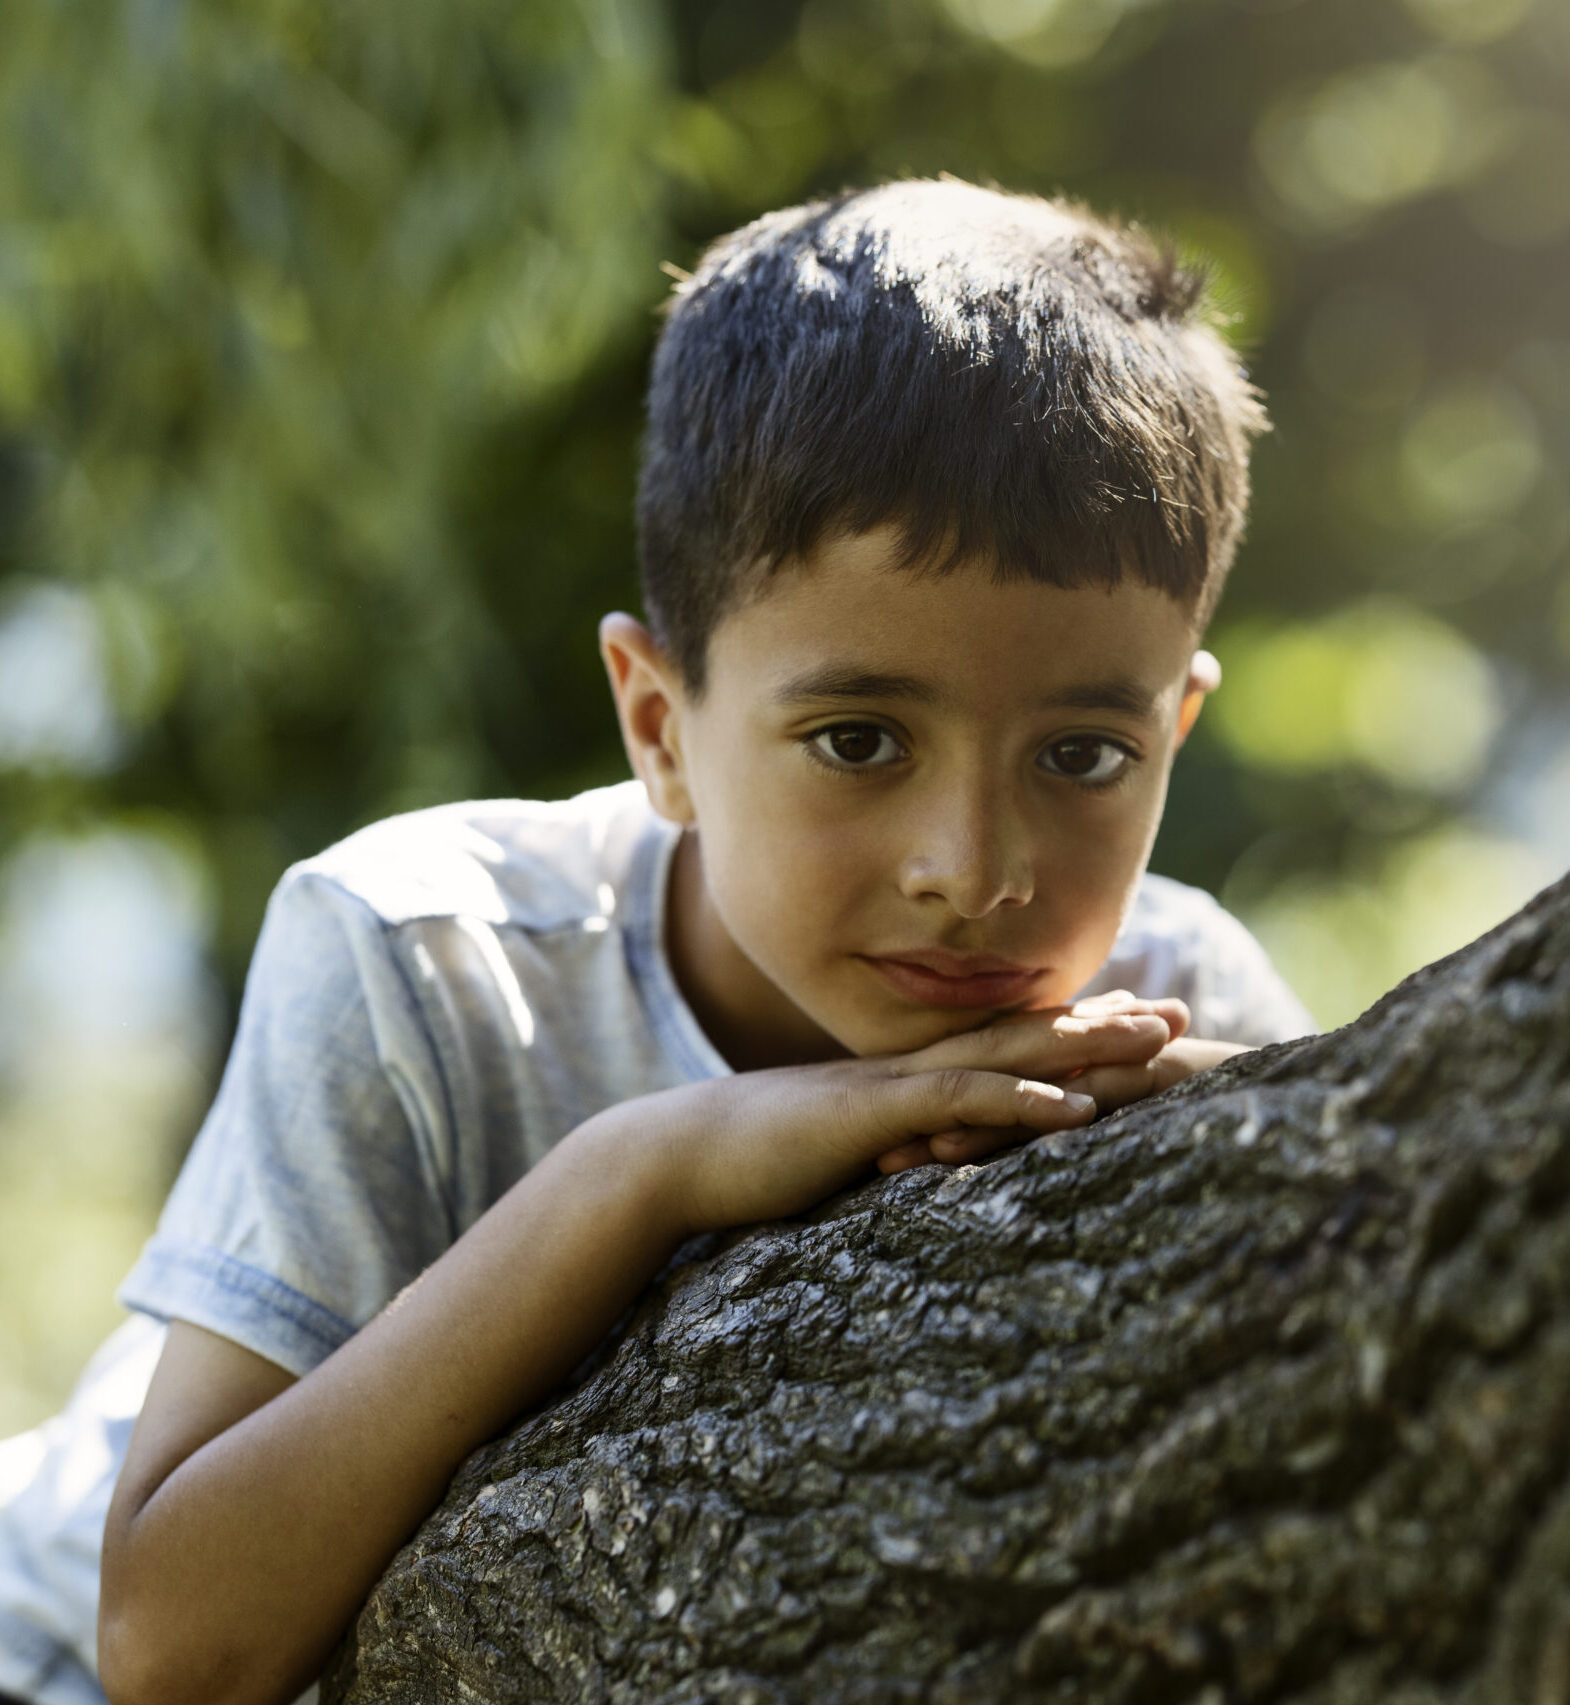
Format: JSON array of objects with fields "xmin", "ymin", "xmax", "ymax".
[{"xmin": 665, "ymin": 829, "xmax": 851, "ymax": 1072}]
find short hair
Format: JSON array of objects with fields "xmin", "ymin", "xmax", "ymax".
[{"xmin": 637, "ymin": 178, "xmax": 1268, "ymax": 691}]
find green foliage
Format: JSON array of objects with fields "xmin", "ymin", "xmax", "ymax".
[{"xmin": 0, "ymin": 0, "xmax": 671, "ymax": 975}]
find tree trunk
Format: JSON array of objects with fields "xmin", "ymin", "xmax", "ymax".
[{"xmin": 323, "ymin": 875, "xmax": 1570, "ymax": 1705}]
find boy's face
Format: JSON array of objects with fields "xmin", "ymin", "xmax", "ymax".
[{"xmin": 604, "ymin": 527, "xmax": 1216, "ymax": 1067}]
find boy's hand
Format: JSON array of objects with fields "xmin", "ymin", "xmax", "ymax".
[
  {"xmin": 1066, "ymin": 1030, "xmax": 1249, "ymax": 1121},
  {"xmin": 871, "ymin": 989, "xmax": 1194, "ymax": 1174},
  {"xmin": 628, "ymin": 993, "xmax": 1185, "ymax": 1235},
  {"xmin": 877, "ymin": 992, "xmax": 1251, "ymax": 1172}
]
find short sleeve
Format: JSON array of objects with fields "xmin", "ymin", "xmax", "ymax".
[{"xmin": 117, "ymin": 868, "xmax": 458, "ymax": 1377}]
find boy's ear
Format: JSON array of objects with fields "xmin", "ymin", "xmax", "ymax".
[
  {"xmin": 598, "ymin": 613, "xmax": 696, "ymax": 824},
  {"xmin": 1174, "ymin": 649, "xmax": 1221, "ymax": 749}
]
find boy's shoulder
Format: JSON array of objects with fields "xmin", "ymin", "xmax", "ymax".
[
  {"xmin": 1119, "ymin": 870, "xmax": 1251, "ymax": 947},
  {"xmin": 290, "ymin": 778, "xmax": 661, "ymax": 934}
]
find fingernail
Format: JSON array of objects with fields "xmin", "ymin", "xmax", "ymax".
[{"xmin": 1064, "ymin": 1091, "xmax": 1096, "ymax": 1115}]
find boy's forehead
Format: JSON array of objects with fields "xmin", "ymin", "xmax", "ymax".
[{"xmin": 705, "ymin": 527, "xmax": 1199, "ymax": 704}]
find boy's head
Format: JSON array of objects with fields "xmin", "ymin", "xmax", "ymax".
[
  {"xmin": 636, "ymin": 177, "xmax": 1267, "ymax": 693},
  {"xmin": 605, "ymin": 179, "xmax": 1267, "ymax": 1066}
]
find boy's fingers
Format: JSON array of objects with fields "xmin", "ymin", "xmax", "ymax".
[
  {"xmin": 874, "ymin": 1067, "xmax": 1096, "ymax": 1150},
  {"xmin": 1068, "ymin": 1062, "xmax": 1152, "ymax": 1112},
  {"xmin": 878, "ymin": 1119, "xmax": 1038, "ymax": 1174},
  {"xmin": 1036, "ymin": 989, "xmax": 1180, "ymax": 1022},
  {"xmin": 1068, "ymin": 994, "xmax": 1190, "ymax": 1038},
  {"xmin": 913, "ymin": 1010, "xmax": 1173, "ymax": 1079},
  {"xmin": 1069, "ymin": 1057, "xmax": 1188, "ymax": 1113},
  {"xmin": 1072, "ymin": 1041, "xmax": 1239, "ymax": 1111},
  {"xmin": 1156, "ymin": 997, "xmax": 1191, "ymax": 1040},
  {"xmin": 929, "ymin": 1126, "xmax": 1026, "ymax": 1165},
  {"xmin": 876, "ymin": 1137, "xmax": 935, "ymax": 1174}
]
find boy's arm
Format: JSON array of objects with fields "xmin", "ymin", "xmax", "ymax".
[
  {"xmin": 99, "ymin": 1118, "xmax": 689, "ymax": 1705},
  {"xmin": 100, "ymin": 1006, "xmax": 1169, "ymax": 1705}
]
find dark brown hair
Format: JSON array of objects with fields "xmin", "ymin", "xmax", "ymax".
[{"xmin": 637, "ymin": 178, "xmax": 1268, "ymax": 690}]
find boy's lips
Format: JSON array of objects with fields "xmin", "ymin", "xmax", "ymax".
[{"xmin": 859, "ymin": 949, "xmax": 1046, "ymax": 1010}]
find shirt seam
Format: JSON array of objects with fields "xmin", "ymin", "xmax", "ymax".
[{"xmin": 119, "ymin": 1242, "xmax": 357, "ymax": 1359}]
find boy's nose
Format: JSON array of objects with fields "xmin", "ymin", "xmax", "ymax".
[{"xmin": 896, "ymin": 794, "xmax": 1035, "ymax": 918}]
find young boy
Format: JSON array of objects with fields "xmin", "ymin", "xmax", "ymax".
[{"xmin": 0, "ymin": 178, "xmax": 1312, "ymax": 1705}]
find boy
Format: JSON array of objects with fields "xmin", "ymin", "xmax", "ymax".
[{"xmin": 0, "ymin": 178, "xmax": 1312, "ymax": 1705}]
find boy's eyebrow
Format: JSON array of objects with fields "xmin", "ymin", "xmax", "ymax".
[
  {"xmin": 771, "ymin": 666, "xmax": 941, "ymax": 706},
  {"xmin": 1037, "ymin": 680, "xmax": 1160, "ymax": 717},
  {"xmin": 770, "ymin": 666, "xmax": 1159, "ymax": 718}
]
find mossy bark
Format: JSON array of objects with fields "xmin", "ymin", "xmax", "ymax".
[{"xmin": 324, "ymin": 875, "xmax": 1570, "ymax": 1705}]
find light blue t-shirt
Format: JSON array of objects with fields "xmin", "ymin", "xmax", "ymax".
[{"xmin": 0, "ymin": 780, "xmax": 1314, "ymax": 1703}]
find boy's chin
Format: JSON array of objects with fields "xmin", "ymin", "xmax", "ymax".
[{"xmin": 833, "ymin": 1002, "xmax": 1019, "ymax": 1058}]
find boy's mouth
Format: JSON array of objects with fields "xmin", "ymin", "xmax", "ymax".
[{"xmin": 859, "ymin": 950, "xmax": 1045, "ymax": 1010}]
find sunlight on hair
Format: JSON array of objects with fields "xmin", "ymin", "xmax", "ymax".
[
  {"xmin": 1252, "ymin": 56, "xmax": 1505, "ymax": 232},
  {"xmin": 1232, "ymin": 827, "xmax": 1553, "ymax": 1031},
  {"xmin": 1170, "ymin": 212, "xmax": 1272, "ymax": 348},
  {"xmin": 1212, "ymin": 603, "xmax": 1501, "ymax": 794}
]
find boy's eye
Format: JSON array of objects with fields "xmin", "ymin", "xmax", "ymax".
[
  {"xmin": 809, "ymin": 723, "xmax": 903, "ymax": 768},
  {"xmin": 1039, "ymin": 736, "xmax": 1132, "ymax": 785}
]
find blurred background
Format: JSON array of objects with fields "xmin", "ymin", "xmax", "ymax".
[{"xmin": 2, "ymin": 0, "xmax": 1568, "ymax": 1432}]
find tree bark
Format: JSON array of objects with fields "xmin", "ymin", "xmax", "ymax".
[{"xmin": 323, "ymin": 874, "xmax": 1570, "ymax": 1705}]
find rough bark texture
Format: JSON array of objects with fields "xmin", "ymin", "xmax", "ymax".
[{"xmin": 324, "ymin": 875, "xmax": 1570, "ymax": 1705}]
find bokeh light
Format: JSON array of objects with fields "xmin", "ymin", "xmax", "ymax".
[
  {"xmin": 1235, "ymin": 826, "xmax": 1555, "ymax": 1031},
  {"xmin": 1400, "ymin": 379, "xmax": 1541, "ymax": 533},
  {"xmin": 1211, "ymin": 602, "xmax": 1502, "ymax": 794},
  {"xmin": 1252, "ymin": 54, "xmax": 1506, "ymax": 232},
  {"xmin": 0, "ymin": 583, "xmax": 121, "ymax": 773},
  {"xmin": 939, "ymin": 0, "xmax": 1132, "ymax": 68},
  {"xmin": 1401, "ymin": 0, "xmax": 1536, "ymax": 49}
]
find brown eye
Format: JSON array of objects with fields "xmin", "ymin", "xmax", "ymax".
[
  {"xmin": 1040, "ymin": 737, "xmax": 1132, "ymax": 785},
  {"xmin": 810, "ymin": 724, "xmax": 902, "ymax": 768}
]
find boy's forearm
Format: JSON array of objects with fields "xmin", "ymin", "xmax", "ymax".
[{"xmin": 99, "ymin": 1113, "xmax": 692, "ymax": 1705}]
